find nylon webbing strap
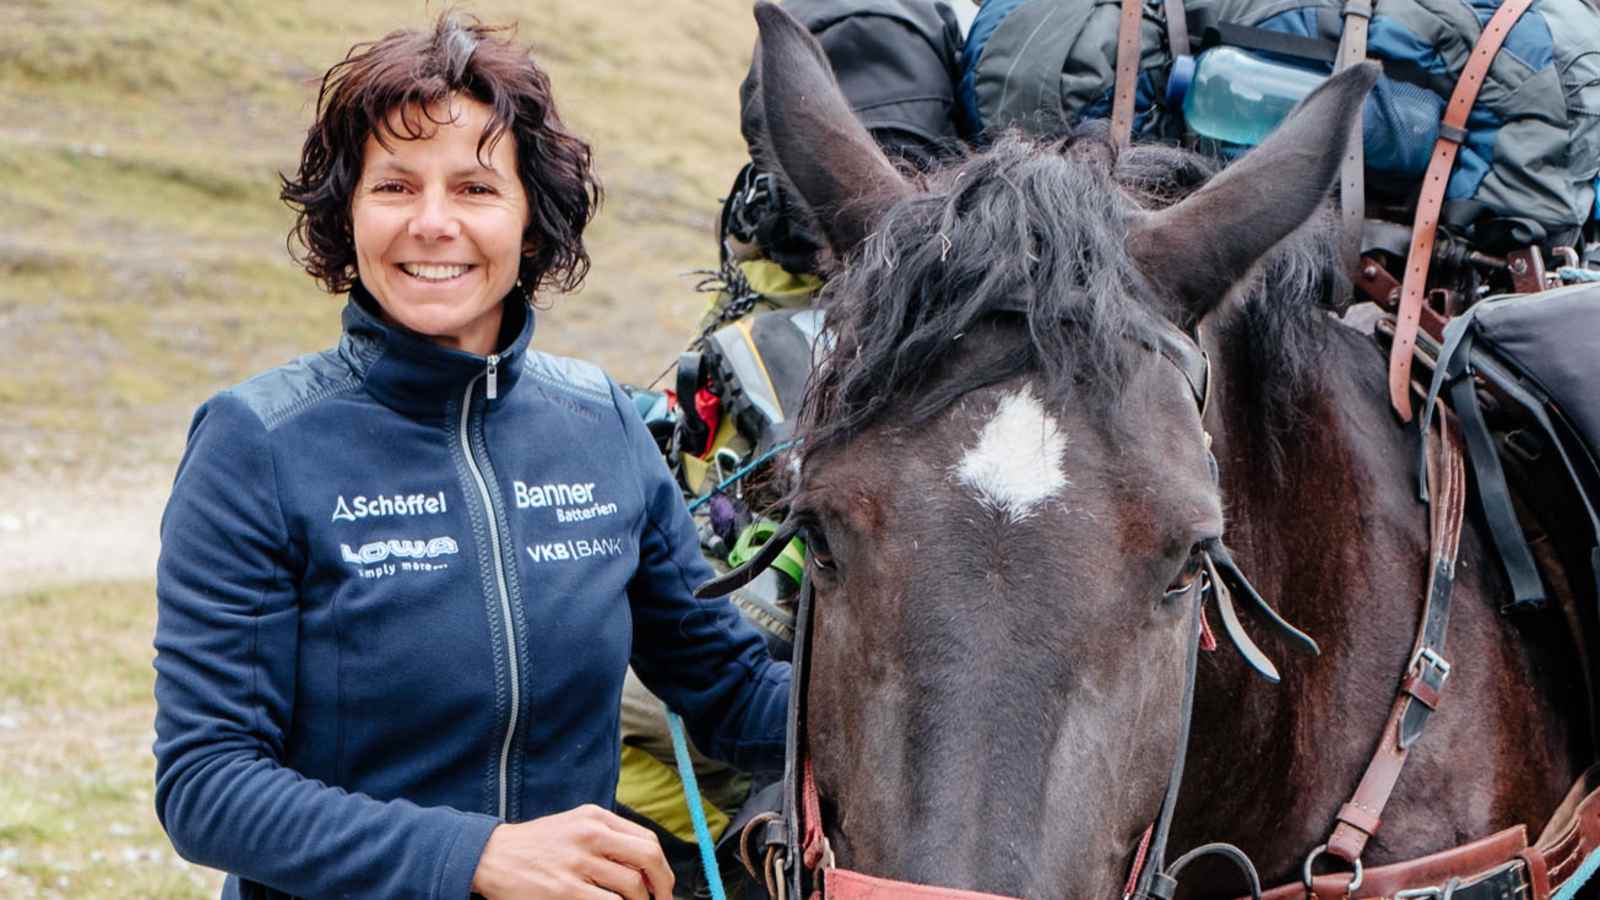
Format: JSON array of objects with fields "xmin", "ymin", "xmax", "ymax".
[
  {"xmin": 1111, "ymin": 0, "xmax": 1146, "ymax": 144},
  {"xmin": 1387, "ymin": 0, "xmax": 1536, "ymax": 421},
  {"xmin": 1445, "ymin": 333, "xmax": 1547, "ymax": 610},
  {"xmin": 1335, "ymin": 0, "xmax": 1370, "ymax": 278}
]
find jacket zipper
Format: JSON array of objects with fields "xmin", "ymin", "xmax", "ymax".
[
  {"xmin": 459, "ymin": 371, "xmax": 518, "ymax": 818},
  {"xmin": 486, "ymin": 354, "xmax": 500, "ymax": 401}
]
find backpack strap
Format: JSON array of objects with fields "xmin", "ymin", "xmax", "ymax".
[
  {"xmin": 1419, "ymin": 311, "xmax": 1549, "ymax": 611},
  {"xmin": 1448, "ymin": 331, "xmax": 1550, "ymax": 611},
  {"xmin": 1163, "ymin": 0, "xmax": 1189, "ymax": 64},
  {"xmin": 1334, "ymin": 0, "xmax": 1370, "ymax": 278},
  {"xmin": 1111, "ymin": 0, "xmax": 1146, "ymax": 144},
  {"xmin": 1387, "ymin": 0, "xmax": 1537, "ymax": 421}
]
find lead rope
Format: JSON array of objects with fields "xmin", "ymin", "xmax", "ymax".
[{"xmin": 667, "ymin": 709, "xmax": 730, "ymax": 900}]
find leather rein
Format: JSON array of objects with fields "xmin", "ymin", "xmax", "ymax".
[{"xmin": 694, "ymin": 316, "xmax": 1320, "ymax": 900}]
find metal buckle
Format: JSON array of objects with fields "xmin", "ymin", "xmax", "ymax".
[
  {"xmin": 1394, "ymin": 876, "xmax": 1461, "ymax": 900},
  {"xmin": 1409, "ymin": 647, "xmax": 1452, "ymax": 682},
  {"xmin": 1303, "ymin": 843, "xmax": 1364, "ymax": 893}
]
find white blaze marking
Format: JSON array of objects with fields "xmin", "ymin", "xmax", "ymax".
[{"xmin": 954, "ymin": 385, "xmax": 1068, "ymax": 520}]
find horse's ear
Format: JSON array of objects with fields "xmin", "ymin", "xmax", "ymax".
[
  {"xmin": 1129, "ymin": 63, "xmax": 1379, "ymax": 328},
  {"xmin": 741, "ymin": 1, "xmax": 912, "ymax": 259}
]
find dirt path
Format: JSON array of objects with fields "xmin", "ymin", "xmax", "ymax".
[{"xmin": 0, "ymin": 467, "xmax": 169, "ymax": 594}]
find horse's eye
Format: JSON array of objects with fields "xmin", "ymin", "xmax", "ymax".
[
  {"xmin": 806, "ymin": 528, "xmax": 836, "ymax": 572},
  {"xmin": 1163, "ymin": 547, "xmax": 1206, "ymax": 599}
]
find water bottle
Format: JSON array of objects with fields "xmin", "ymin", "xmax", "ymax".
[{"xmin": 1173, "ymin": 46, "xmax": 1328, "ymax": 147}]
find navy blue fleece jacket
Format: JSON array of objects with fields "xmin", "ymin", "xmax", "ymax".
[{"xmin": 153, "ymin": 291, "xmax": 789, "ymax": 899}]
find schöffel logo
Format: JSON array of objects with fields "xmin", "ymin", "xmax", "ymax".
[
  {"xmin": 332, "ymin": 491, "xmax": 448, "ymax": 523},
  {"xmin": 513, "ymin": 480, "xmax": 619, "ymax": 523}
]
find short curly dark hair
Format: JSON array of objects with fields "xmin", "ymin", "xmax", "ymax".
[{"xmin": 281, "ymin": 12, "xmax": 602, "ymax": 297}]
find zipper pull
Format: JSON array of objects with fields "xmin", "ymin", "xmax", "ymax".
[{"xmin": 486, "ymin": 354, "xmax": 500, "ymax": 401}]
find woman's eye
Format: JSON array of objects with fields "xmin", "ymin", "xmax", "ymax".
[
  {"xmin": 371, "ymin": 181, "xmax": 407, "ymax": 194},
  {"xmin": 463, "ymin": 183, "xmax": 496, "ymax": 196}
]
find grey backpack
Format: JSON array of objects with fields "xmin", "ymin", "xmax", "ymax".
[
  {"xmin": 1418, "ymin": 283, "xmax": 1600, "ymax": 613},
  {"xmin": 959, "ymin": 0, "xmax": 1600, "ymax": 250}
]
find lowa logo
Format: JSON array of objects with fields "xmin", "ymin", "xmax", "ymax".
[{"xmin": 340, "ymin": 536, "xmax": 459, "ymax": 579}]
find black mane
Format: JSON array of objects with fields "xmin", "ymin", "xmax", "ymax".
[{"xmin": 797, "ymin": 125, "xmax": 1343, "ymax": 460}]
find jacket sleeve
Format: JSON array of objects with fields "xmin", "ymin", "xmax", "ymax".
[
  {"xmin": 612, "ymin": 383, "xmax": 791, "ymax": 775},
  {"xmin": 152, "ymin": 392, "xmax": 498, "ymax": 899}
]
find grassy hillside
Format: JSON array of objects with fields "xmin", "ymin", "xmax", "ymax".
[
  {"xmin": 0, "ymin": 2, "xmax": 758, "ymax": 894},
  {"xmin": 0, "ymin": 0, "xmax": 758, "ymax": 475},
  {"xmin": 0, "ymin": 580, "xmax": 217, "ymax": 897}
]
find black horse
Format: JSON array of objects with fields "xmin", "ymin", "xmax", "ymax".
[{"xmin": 736, "ymin": 3, "xmax": 1592, "ymax": 897}]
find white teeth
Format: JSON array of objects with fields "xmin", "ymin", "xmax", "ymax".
[{"xmin": 401, "ymin": 263, "xmax": 471, "ymax": 281}]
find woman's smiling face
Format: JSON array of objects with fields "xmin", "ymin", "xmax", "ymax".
[{"xmin": 351, "ymin": 96, "xmax": 530, "ymax": 356}]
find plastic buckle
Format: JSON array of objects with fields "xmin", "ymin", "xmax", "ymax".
[
  {"xmin": 744, "ymin": 172, "xmax": 776, "ymax": 210},
  {"xmin": 729, "ymin": 172, "xmax": 779, "ymax": 243}
]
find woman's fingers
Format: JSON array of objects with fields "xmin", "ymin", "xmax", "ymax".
[
  {"xmin": 574, "ymin": 806, "xmax": 675, "ymax": 898},
  {"xmin": 470, "ymin": 807, "xmax": 677, "ymax": 900},
  {"xmin": 584, "ymin": 856, "xmax": 652, "ymax": 900}
]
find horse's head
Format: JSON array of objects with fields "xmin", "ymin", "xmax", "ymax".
[{"xmin": 744, "ymin": 5, "xmax": 1374, "ymax": 895}]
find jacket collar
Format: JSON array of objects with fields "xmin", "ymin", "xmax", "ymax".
[{"xmin": 339, "ymin": 282, "xmax": 535, "ymax": 417}]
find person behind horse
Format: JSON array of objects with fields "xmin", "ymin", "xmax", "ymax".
[
  {"xmin": 611, "ymin": 79, "xmax": 966, "ymax": 891},
  {"xmin": 150, "ymin": 13, "xmax": 789, "ymax": 899}
]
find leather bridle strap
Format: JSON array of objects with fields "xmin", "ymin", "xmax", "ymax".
[
  {"xmin": 1316, "ymin": 409, "xmax": 1467, "ymax": 873},
  {"xmin": 1386, "ymin": 0, "xmax": 1535, "ymax": 421},
  {"xmin": 785, "ymin": 572, "xmax": 817, "ymax": 900},
  {"xmin": 1110, "ymin": 0, "xmax": 1145, "ymax": 144},
  {"xmin": 1334, "ymin": 0, "xmax": 1370, "ymax": 278},
  {"xmin": 1129, "ymin": 581, "xmax": 1224, "ymax": 900}
]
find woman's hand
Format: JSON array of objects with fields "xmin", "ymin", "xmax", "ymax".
[{"xmin": 470, "ymin": 805, "xmax": 676, "ymax": 899}]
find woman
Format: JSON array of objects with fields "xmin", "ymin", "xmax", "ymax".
[{"xmin": 152, "ymin": 14, "xmax": 789, "ymax": 900}]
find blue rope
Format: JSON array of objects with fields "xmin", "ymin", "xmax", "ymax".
[
  {"xmin": 1554, "ymin": 846, "xmax": 1600, "ymax": 900},
  {"xmin": 665, "ymin": 709, "xmax": 728, "ymax": 900},
  {"xmin": 687, "ymin": 440, "xmax": 796, "ymax": 513},
  {"xmin": 1558, "ymin": 266, "xmax": 1600, "ymax": 284}
]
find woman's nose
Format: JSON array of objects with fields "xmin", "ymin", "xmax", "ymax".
[{"xmin": 407, "ymin": 189, "xmax": 461, "ymax": 241}]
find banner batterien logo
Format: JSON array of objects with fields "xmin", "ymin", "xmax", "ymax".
[{"xmin": 513, "ymin": 481, "xmax": 619, "ymax": 523}]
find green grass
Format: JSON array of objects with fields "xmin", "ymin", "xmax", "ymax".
[
  {"xmin": 0, "ymin": 3, "xmax": 761, "ymax": 892},
  {"xmin": 0, "ymin": 581, "xmax": 224, "ymax": 898},
  {"xmin": 0, "ymin": 0, "xmax": 758, "ymax": 475}
]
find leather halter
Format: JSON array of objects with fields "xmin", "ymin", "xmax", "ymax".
[{"xmin": 696, "ymin": 316, "xmax": 1319, "ymax": 900}]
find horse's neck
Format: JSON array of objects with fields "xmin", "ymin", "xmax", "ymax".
[{"xmin": 1174, "ymin": 312, "xmax": 1591, "ymax": 888}]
